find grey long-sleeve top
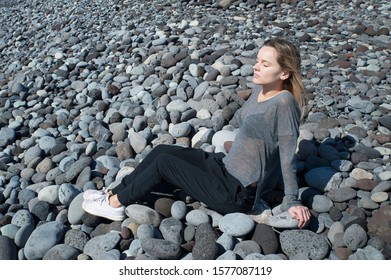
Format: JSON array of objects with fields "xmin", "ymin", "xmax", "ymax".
[{"xmin": 222, "ymin": 85, "xmax": 302, "ymax": 212}]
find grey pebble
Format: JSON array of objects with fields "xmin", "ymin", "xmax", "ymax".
[
  {"xmin": 217, "ymin": 250, "xmax": 237, "ymax": 260},
  {"xmin": 280, "ymin": 229, "xmax": 330, "ymax": 260},
  {"xmin": 125, "ymin": 204, "xmax": 162, "ymax": 227},
  {"xmin": 64, "ymin": 228, "xmax": 90, "ymax": 251},
  {"xmin": 193, "ymin": 222, "xmax": 218, "ymax": 260},
  {"xmin": 83, "ymin": 232, "xmax": 121, "ymax": 260},
  {"xmin": 43, "ymin": 244, "xmax": 79, "ymax": 260},
  {"xmin": 159, "ymin": 217, "xmax": 184, "ymax": 245},
  {"xmin": 343, "ymin": 224, "xmax": 368, "ymax": 251},
  {"xmin": 267, "ymin": 211, "xmax": 299, "ymax": 228},
  {"xmin": 67, "ymin": 193, "xmax": 86, "ymax": 225},
  {"xmin": 11, "ymin": 209, "xmax": 35, "ymax": 228},
  {"xmin": 171, "ymin": 200, "xmax": 187, "ymax": 220},
  {"xmin": 141, "ymin": 238, "xmax": 182, "ymax": 260},
  {"xmin": 326, "ymin": 187, "xmax": 357, "ymax": 202},
  {"xmin": 24, "ymin": 221, "xmax": 67, "ymax": 260},
  {"xmin": 233, "ymin": 240, "xmax": 261, "ymax": 259},
  {"xmin": 1, "ymin": 224, "xmax": 19, "ymax": 239},
  {"xmin": 310, "ymin": 195, "xmax": 334, "ymax": 213},
  {"xmin": 128, "ymin": 239, "xmax": 143, "ymax": 257},
  {"xmin": 218, "ymin": 212, "xmax": 254, "ymax": 236},
  {"xmin": 185, "ymin": 209, "xmax": 209, "ymax": 227},
  {"xmin": 14, "ymin": 223, "xmax": 35, "ymax": 248},
  {"xmin": 136, "ymin": 224, "xmax": 155, "ymax": 240}
]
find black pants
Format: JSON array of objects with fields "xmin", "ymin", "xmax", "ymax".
[{"xmin": 111, "ymin": 144, "xmax": 255, "ymax": 214}]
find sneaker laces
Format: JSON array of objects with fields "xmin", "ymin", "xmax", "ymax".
[
  {"xmin": 99, "ymin": 187, "xmax": 109, "ymax": 194},
  {"xmin": 93, "ymin": 194, "xmax": 110, "ymax": 205}
]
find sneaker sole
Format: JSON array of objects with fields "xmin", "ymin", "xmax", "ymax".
[{"xmin": 82, "ymin": 200, "xmax": 126, "ymax": 221}]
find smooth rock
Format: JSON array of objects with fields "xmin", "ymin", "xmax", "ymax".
[
  {"xmin": 24, "ymin": 221, "xmax": 67, "ymax": 260},
  {"xmin": 141, "ymin": 238, "xmax": 182, "ymax": 260},
  {"xmin": 343, "ymin": 224, "xmax": 368, "ymax": 251},
  {"xmin": 125, "ymin": 204, "xmax": 162, "ymax": 227},
  {"xmin": 218, "ymin": 212, "xmax": 255, "ymax": 236},
  {"xmin": 186, "ymin": 209, "xmax": 210, "ymax": 227},
  {"xmin": 43, "ymin": 244, "xmax": 79, "ymax": 260},
  {"xmin": 267, "ymin": 211, "xmax": 299, "ymax": 228}
]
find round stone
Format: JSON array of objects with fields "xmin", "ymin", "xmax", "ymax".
[
  {"xmin": 370, "ymin": 192, "xmax": 389, "ymax": 203},
  {"xmin": 218, "ymin": 213, "xmax": 255, "ymax": 237}
]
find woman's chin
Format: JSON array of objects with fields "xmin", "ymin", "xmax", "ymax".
[{"xmin": 253, "ymin": 78, "xmax": 262, "ymax": 84}]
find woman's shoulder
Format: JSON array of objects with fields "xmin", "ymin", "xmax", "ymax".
[
  {"xmin": 276, "ymin": 91, "xmax": 301, "ymax": 117},
  {"xmin": 276, "ymin": 91, "xmax": 297, "ymax": 106}
]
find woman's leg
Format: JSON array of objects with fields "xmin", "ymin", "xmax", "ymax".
[
  {"xmin": 112, "ymin": 146, "xmax": 254, "ymax": 214},
  {"xmin": 110, "ymin": 144, "xmax": 200, "ymax": 194}
]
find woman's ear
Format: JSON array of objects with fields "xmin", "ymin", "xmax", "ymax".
[{"xmin": 280, "ymin": 71, "xmax": 291, "ymax": 81}]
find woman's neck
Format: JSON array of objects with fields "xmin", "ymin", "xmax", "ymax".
[
  {"xmin": 257, "ymin": 84, "xmax": 285, "ymax": 102},
  {"xmin": 261, "ymin": 83, "xmax": 284, "ymax": 96}
]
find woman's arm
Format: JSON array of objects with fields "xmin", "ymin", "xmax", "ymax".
[{"xmin": 278, "ymin": 134, "xmax": 311, "ymax": 227}]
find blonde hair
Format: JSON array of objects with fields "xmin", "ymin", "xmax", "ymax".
[{"xmin": 263, "ymin": 37, "xmax": 305, "ymax": 110}]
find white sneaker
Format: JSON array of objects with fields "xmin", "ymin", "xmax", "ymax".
[
  {"xmin": 248, "ymin": 198, "xmax": 272, "ymax": 224},
  {"xmin": 251, "ymin": 198, "xmax": 271, "ymax": 213},
  {"xmin": 248, "ymin": 209, "xmax": 272, "ymax": 224},
  {"xmin": 83, "ymin": 188, "xmax": 108, "ymax": 201},
  {"xmin": 82, "ymin": 195, "xmax": 126, "ymax": 221}
]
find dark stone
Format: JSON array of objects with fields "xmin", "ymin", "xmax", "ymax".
[
  {"xmin": 192, "ymin": 222, "xmax": 218, "ymax": 260},
  {"xmin": 120, "ymin": 227, "xmax": 133, "ymax": 240},
  {"xmin": 30, "ymin": 200, "xmax": 51, "ymax": 221},
  {"xmin": 354, "ymin": 144, "xmax": 382, "ymax": 159},
  {"xmin": 233, "ymin": 240, "xmax": 261, "ymax": 259},
  {"xmin": 0, "ymin": 236, "xmax": 17, "ymax": 260},
  {"xmin": 90, "ymin": 221, "xmax": 122, "ymax": 238},
  {"xmin": 154, "ymin": 197, "xmax": 175, "ymax": 218},
  {"xmin": 382, "ymin": 243, "xmax": 391, "ymax": 260},
  {"xmin": 119, "ymin": 239, "xmax": 133, "ymax": 253},
  {"xmin": 107, "ymin": 84, "xmax": 120, "ymax": 95},
  {"xmin": 378, "ymin": 115, "xmax": 391, "ymax": 130},
  {"xmin": 82, "ymin": 212, "xmax": 107, "ymax": 228},
  {"xmin": 329, "ymin": 206, "xmax": 343, "ymax": 221},
  {"xmin": 251, "ymin": 223, "xmax": 279, "ymax": 255},
  {"xmin": 343, "ymin": 216, "xmax": 367, "ymax": 231}
]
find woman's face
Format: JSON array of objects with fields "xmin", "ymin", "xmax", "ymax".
[{"xmin": 252, "ymin": 46, "xmax": 287, "ymax": 87}]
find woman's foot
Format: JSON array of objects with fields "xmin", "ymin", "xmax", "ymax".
[
  {"xmin": 248, "ymin": 209, "xmax": 272, "ymax": 224},
  {"xmin": 82, "ymin": 194, "xmax": 126, "ymax": 221},
  {"xmin": 247, "ymin": 198, "xmax": 272, "ymax": 224}
]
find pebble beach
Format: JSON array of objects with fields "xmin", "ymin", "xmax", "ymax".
[{"xmin": 0, "ymin": 0, "xmax": 390, "ymax": 260}]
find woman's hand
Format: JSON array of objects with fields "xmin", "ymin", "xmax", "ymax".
[{"xmin": 288, "ymin": 205, "xmax": 311, "ymax": 228}]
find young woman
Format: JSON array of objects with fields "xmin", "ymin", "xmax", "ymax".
[{"xmin": 82, "ymin": 37, "xmax": 311, "ymax": 228}]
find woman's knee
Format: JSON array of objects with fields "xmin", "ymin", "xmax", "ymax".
[
  {"xmin": 150, "ymin": 144, "xmax": 180, "ymax": 157},
  {"xmin": 154, "ymin": 152, "xmax": 177, "ymax": 168}
]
